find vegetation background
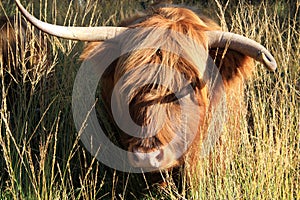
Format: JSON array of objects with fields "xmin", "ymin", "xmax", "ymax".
[{"xmin": 0, "ymin": 0, "xmax": 299, "ymax": 199}]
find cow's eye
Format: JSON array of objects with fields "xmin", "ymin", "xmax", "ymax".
[{"xmin": 156, "ymin": 48, "xmax": 162, "ymax": 60}]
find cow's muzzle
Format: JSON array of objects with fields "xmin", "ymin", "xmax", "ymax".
[{"xmin": 128, "ymin": 147, "xmax": 164, "ymax": 168}]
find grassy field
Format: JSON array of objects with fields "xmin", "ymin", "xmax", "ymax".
[{"xmin": 0, "ymin": 0, "xmax": 299, "ymax": 199}]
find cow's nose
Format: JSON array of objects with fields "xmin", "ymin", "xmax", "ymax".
[{"xmin": 129, "ymin": 148, "xmax": 164, "ymax": 168}]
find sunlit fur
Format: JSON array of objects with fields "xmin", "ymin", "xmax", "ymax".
[{"xmin": 80, "ymin": 6, "xmax": 254, "ymax": 171}]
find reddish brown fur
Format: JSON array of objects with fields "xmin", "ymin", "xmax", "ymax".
[
  {"xmin": 0, "ymin": 16, "xmax": 48, "ymax": 82},
  {"xmin": 0, "ymin": 16, "xmax": 26, "ymax": 72},
  {"xmin": 0, "ymin": 15, "xmax": 50, "ymax": 115},
  {"xmin": 81, "ymin": 6, "xmax": 253, "ymax": 171}
]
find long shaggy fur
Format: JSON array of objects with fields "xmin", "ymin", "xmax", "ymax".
[{"xmin": 81, "ymin": 6, "xmax": 254, "ymax": 171}]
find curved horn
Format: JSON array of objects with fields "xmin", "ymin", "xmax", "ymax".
[
  {"xmin": 15, "ymin": 0, "xmax": 127, "ymax": 41},
  {"xmin": 206, "ymin": 31, "xmax": 277, "ymax": 71}
]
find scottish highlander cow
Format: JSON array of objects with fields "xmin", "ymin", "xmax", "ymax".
[
  {"xmin": 0, "ymin": 15, "xmax": 47, "ymax": 81},
  {"xmin": 0, "ymin": 14, "xmax": 50, "ymax": 105},
  {"xmin": 0, "ymin": 16, "xmax": 26, "ymax": 69},
  {"xmin": 15, "ymin": 0, "xmax": 276, "ymax": 173},
  {"xmin": 0, "ymin": 15, "xmax": 49, "ymax": 112},
  {"xmin": 0, "ymin": 16, "xmax": 32, "ymax": 92}
]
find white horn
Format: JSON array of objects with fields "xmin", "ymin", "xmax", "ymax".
[
  {"xmin": 206, "ymin": 30, "xmax": 277, "ymax": 71},
  {"xmin": 15, "ymin": 0, "xmax": 127, "ymax": 41}
]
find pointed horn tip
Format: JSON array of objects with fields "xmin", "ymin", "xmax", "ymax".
[{"xmin": 261, "ymin": 52, "xmax": 277, "ymax": 71}]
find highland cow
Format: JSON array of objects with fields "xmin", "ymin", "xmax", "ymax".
[
  {"xmin": 0, "ymin": 16, "xmax": 27, "ymax": 79},
  {"xmin": 0, "ymin": 15, "xmax": 47, "ymax": 80},
  {"xmin": 16, "ymin": 0, "xmax": 276, "ymax": 173},
  {"xmin": 0, "ymin": 14, "xmax": 49, "ymax": 112}
]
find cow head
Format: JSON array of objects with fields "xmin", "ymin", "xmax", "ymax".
[{"xmin": 16, "ymin": 1, "xmax": 276, "ymax": 172}]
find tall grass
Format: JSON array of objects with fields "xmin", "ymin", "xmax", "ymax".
[{"xmin": 0, "ymin": 0, "xmax": 299, "ymax": 199}]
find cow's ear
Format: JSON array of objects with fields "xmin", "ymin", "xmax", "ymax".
[{"xmin": 209, "ymin": 49, "xmax": 254, "ymax": 87}]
